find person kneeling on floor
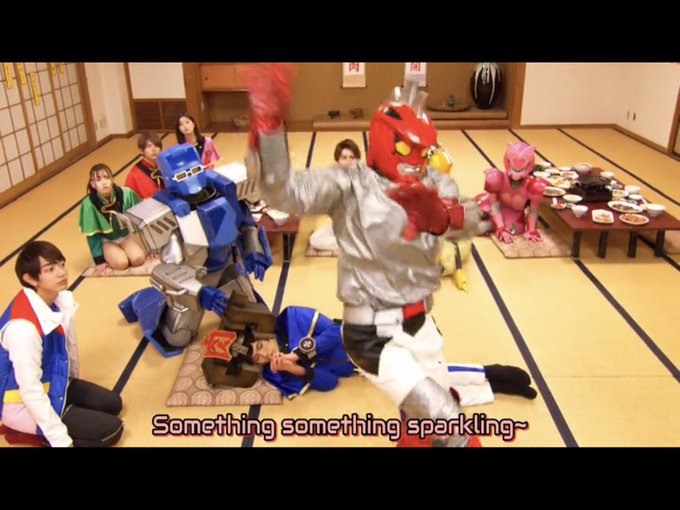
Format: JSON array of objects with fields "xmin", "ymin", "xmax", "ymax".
[{"xmin": 0, "ymin": 241, "xmax": 124, "ymax": 447}]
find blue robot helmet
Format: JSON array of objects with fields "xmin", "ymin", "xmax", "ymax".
[{"xmin": 157, "ymin": 143, "xmax": 209, "ymax": 196}]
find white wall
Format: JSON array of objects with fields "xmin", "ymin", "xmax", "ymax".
[
  {"xmin": 85, "ymin": 63, "xmax": 133, "ymax": 141},
  {"xmin": 128, "ymin": 63, "xmax": 185, "ymax": 99},
  {"xmin": 522, "ymin": 63, "xmax": 680, "ymax": 148},
  {"xmin": 521, "ymin": 63, "xmax": 625, "ymax": 125},
  {"xmin": 615, "ymin": 63, "xmax": 680, "ymax": 147}
]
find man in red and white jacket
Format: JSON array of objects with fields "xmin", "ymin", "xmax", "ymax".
[{"xmin": 0, "ymin": 241, "xmax": 123, "ymax": 447}]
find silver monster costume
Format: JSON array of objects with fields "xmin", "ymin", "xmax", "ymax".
[{"xmin": 257, "ymin": 127, "xmax": 480, "ymax": 446}]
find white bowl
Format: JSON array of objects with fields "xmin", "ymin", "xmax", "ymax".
[
  {"xmin": 645, "ymin": 203, "xmax": 665, "ymax": 218},
  {"xmin": 574, "ymin": 163, "xmax": 592, "ymax": 175},
  {"xmin": 600, "ymin": 171, "xmax": 615, "ymax": 179},
  {"xmin": 563, "ymin": 194, "xmax": 583, "ymax": 204},
  {"xmin": 266, "ymin": 209, "xmax": 291, "ymax": 225},
  {"xmin": 628, "ymin": 193, "xmax": 643, "ymax": 202},
  {"xmin": 533, "ymin": 171, "xmax": 550, "ymax": 179},
  {"xmin": 624, "ymin": 185, "xmax": 641, "ymax": 194},
  {"xmin": 571, "ymin": 205, "xmax": 588, "ymax": 218}
]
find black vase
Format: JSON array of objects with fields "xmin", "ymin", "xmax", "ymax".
[{"xmin": 470, "ymin": 63, "xmax": 501, "ymax": 110}]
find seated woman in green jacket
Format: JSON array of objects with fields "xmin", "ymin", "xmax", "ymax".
[{"xmin": 78, "ymin": 164, "xmax": 146, "ymax": 275}]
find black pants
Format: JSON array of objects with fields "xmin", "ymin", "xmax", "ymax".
[{"xmin": 61, "ymin": 378, "xmax": 124, "ymax": 447}]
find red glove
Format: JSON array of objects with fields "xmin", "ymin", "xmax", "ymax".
[
  {"xmin": 386, "ymin": 183, "xmax": 464, "ymax": 240},
  {"xmin": 245, "ymin": 63, "xmax": 297, "ymax": 149}
]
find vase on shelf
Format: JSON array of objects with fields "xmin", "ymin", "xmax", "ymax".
[{"xmin": 470, "ymin": 63, "xmax": 502, "ymax": 110}]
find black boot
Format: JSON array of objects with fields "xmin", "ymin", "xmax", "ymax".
[{"xmin": 483, "ymin": 364, "xmax": 537, "ymax": 399}]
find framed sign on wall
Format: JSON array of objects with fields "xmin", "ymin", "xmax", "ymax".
[
  {"xmin": 404, "ymin": 62, "xmax": 427, "ymax": 87},
  {"xmin": 342, "ymin": 62, "xmax": 366, "ymax": 88}
]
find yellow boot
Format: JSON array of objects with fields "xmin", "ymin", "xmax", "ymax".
[{"xmin": 437, "ymin": 240, "xmax": 470, "ymax": 292}]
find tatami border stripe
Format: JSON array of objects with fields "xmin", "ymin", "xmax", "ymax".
[
  {"xmin": 558, "ymin": 129, "xmax": 679, "ymax": 206},
  {"xmin": 509, "ymin": 129, "xmax": 680, "ymax": 380},
  {"xmin": 471, "ymin": 244, "xmax": 578, "ymax": 446},
  {"xmin": 0, "ymin": 133, "xmax": 170, "ymax": 268},
  {"xmin": 573, "ymin": 259, "xmax": 680, "ymax": 381},
  {"xmin": 242, "ymin": 131, "xmax": 314, "ymax": 447},
  {"xmin": 463, "ymin": 130, "xmax": 577, "ymax": 446}
]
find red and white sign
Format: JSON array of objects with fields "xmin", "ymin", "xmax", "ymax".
[
  {"xmin": 342, "ymin": 62, "xmax": 366, "ymax": 88},
  {"xmin": 404, "ymin": 62, "xmax": 427, "ymax": 87}
]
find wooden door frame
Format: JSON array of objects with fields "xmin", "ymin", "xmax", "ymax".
[
  {"xmin": 182, "ymin": 63, "xmax": 206, "ymax": 129},
  {"xmin": 124, "ymin": 63, "xmax": 137, "ymax": 132},
  {"xmin": 77, "ymin": 63, "xmax": 97, "ymax": 151},
  {"xmin": 668, "ymin": 85, "xmax": 680, "ymax": 156},
  {"xmin": 509, "ymin": 63, "xmax": 526, "ymax": 128}
]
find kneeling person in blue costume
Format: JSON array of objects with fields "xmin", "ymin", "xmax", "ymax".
[{"xmin": 118, "ymin": 144, "xmax": 272, "ymax": 357}]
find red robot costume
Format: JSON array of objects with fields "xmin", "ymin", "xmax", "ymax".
[
  {"xmin": 247, "ymin": 64, "xmax": 482, "ymax": 447},
  {"xmin": 477, "ymin": 142, "xmax": 546, "ymax": 243}
]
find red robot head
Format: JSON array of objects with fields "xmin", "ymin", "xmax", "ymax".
[
  {"xmin": 367, "ymin": 84, "xmax": 437, "ymax": 183},
  {"xmin": 503, "ymin": 142, "xmax": 536, "ymax": 182}
]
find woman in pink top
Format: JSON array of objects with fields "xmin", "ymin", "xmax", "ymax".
[{"xmin": 175, "ymin": 112, "xmax": 220, "ymax": 168}]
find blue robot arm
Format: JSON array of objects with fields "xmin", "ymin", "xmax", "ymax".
[
  {"xmin": 239, "ymin": 224, "xmax": 272, "ymax": 281},
  {"xmin": 198, "ymin": 285, "xmax": 228, "ymax": 314}
]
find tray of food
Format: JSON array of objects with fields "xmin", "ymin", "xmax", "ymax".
[
  {"xmin": 592, "ymin": 209, "xmax": 614, "ymax": 224},
  {"xmin": 544, "ymin": 186, "xmax": 566, "ymax": 197},
  {"xmin": 619, "ymin": 213, "xmax": 650, "ymax": 226},
  {"xmin": 607, "ymin": 201, "xmax": 643, "ymax": 214}
]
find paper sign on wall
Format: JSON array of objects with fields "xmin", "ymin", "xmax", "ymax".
[
  {"xmin": 404, "ymin": 62, "xmax": 427, "ymax": 87},
  {"xmin": 342, "ymin": 62, "xmax": 366, "ymax": 88},
  {"xmin": 29, "ymin": 72, "xmax": 40, "ymax": 106},
  {"xmin": 17, "ymin": 63, "xmax": 26, "ymax": 86},
  {"xmin": 2, "ymin": 63, "xmax": 13, "ymax": 89}
]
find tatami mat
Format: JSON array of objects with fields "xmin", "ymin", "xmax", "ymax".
[
  {"xmin": 0, "ymin": 136, "xmax": 140, "ymax": 260},
  {"xmin": 2, "ymin": 128, "xmax": 678, "ymax": 447}
]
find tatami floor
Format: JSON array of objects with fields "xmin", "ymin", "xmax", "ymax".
[{"xmin": 1, "ymin": 127, "xmax": 678, "ymax": 447}]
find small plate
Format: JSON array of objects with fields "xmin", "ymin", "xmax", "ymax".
[
  {"xmin": 560, "ymin": 170, "xmax": 579, "ymax": 180},
  {"xmin": 592, "ymin": 209, "xmax": 614, "ymax": 224},
  {"xmin": 608, "ymin": 201, "xmax": 643, "ymax": 214},
  {"xmin": 559, "ymin": 166, "xmax": 572, "ymax": 171},
  {"xmin": 619, "ymin": 213, "xmax": 649, "ymax": 226},
  {"xmin": 266, "ymin": 209, "xmax": 291, "ymax": 225},
  {"xmin": 544, "ymin": 187, "xmax": 566, "ymax": 197},
  {"xmin": 563, "ymin": 194, "xmax": 583, "ymax": 204}
]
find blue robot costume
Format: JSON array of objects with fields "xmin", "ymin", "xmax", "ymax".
[{"xmin": 117, "ymin": 144, "xmax": 272, "ymax": 357}]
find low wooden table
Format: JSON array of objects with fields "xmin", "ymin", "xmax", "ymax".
[
  {"xmin": 544, "ymin": 168, "xmax": 680, "ymax": 258},
  {"xmin": 257, "ymin": 214, "xmax": 300, "ymax": 263},
  {"xmin": 548, "ymin": 205, "xmax": 680, "ymax": 258}
]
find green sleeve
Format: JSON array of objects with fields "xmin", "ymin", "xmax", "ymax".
[
  {"xmin": 79, "ymin": 198, "xmax": 107, "ymax": 264},
  {"xmin": 86, "ymin": 234, "xmax": 105, "ymax": 265}
]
